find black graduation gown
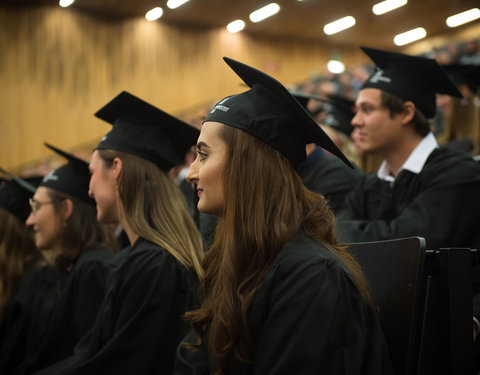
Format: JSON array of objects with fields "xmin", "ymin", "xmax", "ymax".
[
  {"xmin": 337, "ymin": 147, "xmax": 480, "ymax": 249},
  {"xmin": 176, "ymin": 233, "xmax": 394, "ymax": 375},
  {"xmin": 0, "ymin": 264, "xmax": 62, "ymax": 374},
  {"xmin": 35, "ymin": 237, "xmax": 200, "ymax": 375},
  {"xmin": 16, "ymin": 247, "xmax": 115, "ymax": 374},
  {"xmin": 297, "ymin": 147, "xmax": 363, "ymax": 213}
]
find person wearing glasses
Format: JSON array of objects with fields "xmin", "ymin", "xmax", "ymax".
[
  {"xmin": 0, "ymin": 173, "xmax": 44, "ymax": 323},
  {"xmin": 175, "ymin": 58, "xmax": 393, "ymax": 375},
  {"xmin": 2, "ymin": 143, "xmax": 117, "ymax": 375},
  {"xmin": 36, "ymin": 91, "xmax": 204, "ymax": 374}
]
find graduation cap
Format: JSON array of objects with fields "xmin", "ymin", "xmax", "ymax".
[
  {"xmin": 322, "ymin": 94, "xmax": 355, "ymax": 137},
  {"xmin": 290, "ymin": 92, "xmax": 355, "ymax": 137},
  {"xmin": 360, "ymin": 46, "xmax": 462, "ymax": 118},
  {"xmin": 40, "ymin": 143, "xmax": 95, "ymax": 206},
  {"xmin": 441, "ymin": 64, "xmax": 480, "ymax": 95},
  {"xmin": 0, "ymin": 168, "xmax": 39, "ymax": 221},
  {"xmin": 95, "ymin": 91, "xmax": 200, "ymax": 171},
  {"xmin": 204, "ymin": 57, "xmax": 353, "ymax": 168}
]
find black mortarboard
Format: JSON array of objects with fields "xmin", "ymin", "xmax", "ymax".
[
  {"xmin": 322, "ymin": 94, "xmax": 355, "ymax": 137},
  {"xmin": 0, "ymin": 168, "xmax": 38, "ymax": 221},
  {"xmin": 204, "ymin": 57, "xmax": 353, "ymax": 168},
  {"xmin": 290, "ymin": 92, "xmax": 354, "ymax": 137},
  {"xmin": 95, "ymin": 91, "xmax": 200, "ymax": 171},
  {"xmin": 441, "ymin": 64, "xmax": 480, "ymax": 95},
  {"xmin": 40, "ymin": 143, "xmax": 95, "ymax": 206},
  {"xmin": 360, "ymin": 46, "xmax": 462, "ymax": 118}
]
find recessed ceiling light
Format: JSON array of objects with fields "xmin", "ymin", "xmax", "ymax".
[
  {"xmin": 167, "ymin": 0, "xmax": 190, "ymax": 10},
  {"xmin": 372, "ymin": 0, "xmax": 407, "ymax": 15},
  {"xmin": 59, "ymin": 0, "xmax": 75, "ymax": 8},
  {"xmin": 323, "ymin": 16, "xmax": 356, "ymax": 35},
  {"xmin": 394, "ymin": 27, "xmax": 426, "ymax": 46},
  {"xmin": 145, "ymin": 7, "xmax": 163, "ymax": 21},
  {"xmin": 327, "ymin": 60, "xmax": 345, "ymax": 74},
  {"xmin": 249, "ymin": 3, "xmax": 280, "ymax": 23},
  {"xmin": 227, "ymin": 20, "xmax": 246, "ymax": 33},
  {"xmin": 446, "ymin": 8, "xmax": 480, "ymax": 28}
]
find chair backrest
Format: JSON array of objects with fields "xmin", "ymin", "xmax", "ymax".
[{"xmin": 345, "ymin": 237, "xmax": 426, "ymax": 375}]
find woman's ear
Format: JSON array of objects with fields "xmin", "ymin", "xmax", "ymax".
[
  {"xmin": 61, "ymin": 199, "xmax": 74, "ymax": 221},
  {"xmin": 401, "ymin": 101, "xmax": 415, "ymax": 125},
  {"xmin": 112, "ymin": 157, "xmax": 123, "ymax": 182}
]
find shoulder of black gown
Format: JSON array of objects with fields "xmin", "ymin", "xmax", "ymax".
[
  {"xmin": 34, "ymin": 237, "xmax": 200, "ymax": 375},
  {"xmin": 0, "ymin": 264, "xmax": 62, "ymax": 374},
  {"xmin": 176, "ymin": 233, "xmax": 393, "ymax": 375}
]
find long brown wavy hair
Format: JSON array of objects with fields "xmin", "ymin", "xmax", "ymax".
[
  {"xmin": 97, "ymin": 149, "xmax": 204, "ymax": 279},
  {"xmin": 185, "ymin": 125, "xmax": 371, "ymax": 374},
  {"xmin": 0, "ymin": 208, "xmax": 42, "ymax": 321},
  {"xmin": 45, "ymin": 188, "xmax": 118, "ymax": 270}
]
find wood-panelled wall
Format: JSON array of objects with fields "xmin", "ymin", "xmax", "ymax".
[{"xmin": 0, "ymin": 5, "xmax": 366, "ymax": 171}]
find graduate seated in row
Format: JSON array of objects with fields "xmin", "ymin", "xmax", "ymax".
[
  {"xmin": 37, "ymin": 91, "xmax": 204, "ymax": 374},
  {"xmin": 176, "ymin": 57, "xmax": 393, "ymax": 375},
  {"xmin": 1, "ymin": 144, "xmax": 118, "ymax": 375},
  {"xmin": 0, "ymin": 173, "xmax": 44, "ymax": 324},
  {"xmin": 335, "ymin": 46, "xmax": 480, "ymax": 372},
  {"xmin": 336, "ymin": 46, "xmax": 480, "ymax": 250}
]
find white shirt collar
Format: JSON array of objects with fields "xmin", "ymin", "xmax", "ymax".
[{"xmin": 377, "ymin": 133, "xmax": 438, "ymax": 183}]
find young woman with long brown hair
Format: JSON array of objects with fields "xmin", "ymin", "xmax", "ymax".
[
  {"xmin": 176, "ymin": 58, "xmax": 393, "ymax": 375},
  {"xmin": 37, "ymin": 91, "xmax": 204, "ymax": 375}
]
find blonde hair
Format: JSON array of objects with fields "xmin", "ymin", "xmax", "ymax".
[{"xmin": 98, "ymin": 149, "xmax": 204, "ymax": 279}]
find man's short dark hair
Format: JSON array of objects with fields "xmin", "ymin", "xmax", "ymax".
[{"xmin": 380, "ymin": 91, "xmax": 431, "ymax": 137}]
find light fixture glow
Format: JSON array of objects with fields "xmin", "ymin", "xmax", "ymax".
[
  {"xmin": 323, "ymin": 16, "xmax": 356, "ymax": 35},
  {"xmin": 372, "ymin": 0, "xmax": 407, "ymax": 15},
  {"xmin": 446, "ymin": 8, "xmax": 480, "ymax": 28},
  {"xmin": 327, "ymin": 60, "xmax": 345, "ymax": 74},
  {"xmin": 145, "ymin": 7, "xmax": 163, "ymax": 21},
  {"xmin": 393, "ymin": 27, "xmax": 426, "ymax": 46},
  {"xmin": 167, "ymin": 0, "xmax": 190, "ymax": 10},
  {"xmin": 227, "ymin": 20, "xmax": 246, "ymax": 33},
  {"xmin": 59, "ymin": 0, "xmax": 75, "ymax": 8},
  {"xmin": 249, "ymin": 3, "xmax": 280, "ymax": 23}
]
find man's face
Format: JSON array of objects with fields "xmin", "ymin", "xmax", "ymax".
[{"xmin": 351, "ymin": 88, "xmax": 405, "ymax": 156}]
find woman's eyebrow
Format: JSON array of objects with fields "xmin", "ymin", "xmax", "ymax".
[{"xmin": 196, "ymin": 142, "xmax": 209, "ymax": 150}]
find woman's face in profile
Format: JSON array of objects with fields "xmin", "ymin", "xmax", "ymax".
[
  {"xmin": 88, "ymin": 150, "xmax": 118, "ymax": 224},
  {"xmin": 186, "ymin": 121, "xmax": 227, "ymax": 217},
  {"xmin": 25, "ymin": 186, "xmax": 62, "ymax": 250}
]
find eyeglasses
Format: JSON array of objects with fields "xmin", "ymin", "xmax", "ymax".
[{"xmin": 29, "ymin": 198, "xmax": 54, "ymax": 213}]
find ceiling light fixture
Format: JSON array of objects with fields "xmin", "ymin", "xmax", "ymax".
[
  {"xmin": 446, "ymin": 8, "xmax": 480, "ymax": 28},
  {"xmin": 227, "ymin": 20, "xmax": 246, "ymax": 33},
  {"xmin": 249, "ymin": 3, "xmax": 280, "ymax": 23},
  {"xmin": 372, "ymin": 0, "xmax": 407, "ymax": 15},
  {"xmin": 145, "ymin": 7, "xmax": 163, "ymax": 21},
  {"xmin": 393, "ymin": 27, "xmax": 426, "ymax": 46},
  {"xmin": 167, "ymin": 0, "xmax": 190, "ymax": 10},
  {"xmin": 323, "ymin": 16, "xmax": 356, "ymax": 35},
  {"xmin": 327, "ymin": 60, "xmax": 345, "ymax": 74},
  {"xmin": 59, "ymin": 0, "xmax": 75, "ymax": 7}
]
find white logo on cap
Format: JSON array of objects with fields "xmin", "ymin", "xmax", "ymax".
[
  {"xmin": 210, "ymin": 97, "xmax": 230, "ymax": 113},
  {"xmin": 42, "ymin": 171, "xmax": 58, "ymax": 183},
  {"xmin": 101, "ymin": 135, "xmax": 107, "ymax": 142},
  {"xmin": 370, "ymin": 70, "xmax": 392, "ymax": 84}
]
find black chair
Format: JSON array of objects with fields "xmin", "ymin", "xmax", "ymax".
[
  {"xmin": 346, "ymin": 238, "xmax": 479, "ymax": 375},
  {"xmin": 345, "ymin": 237, "xmax": 426, "ymax": 375}
]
